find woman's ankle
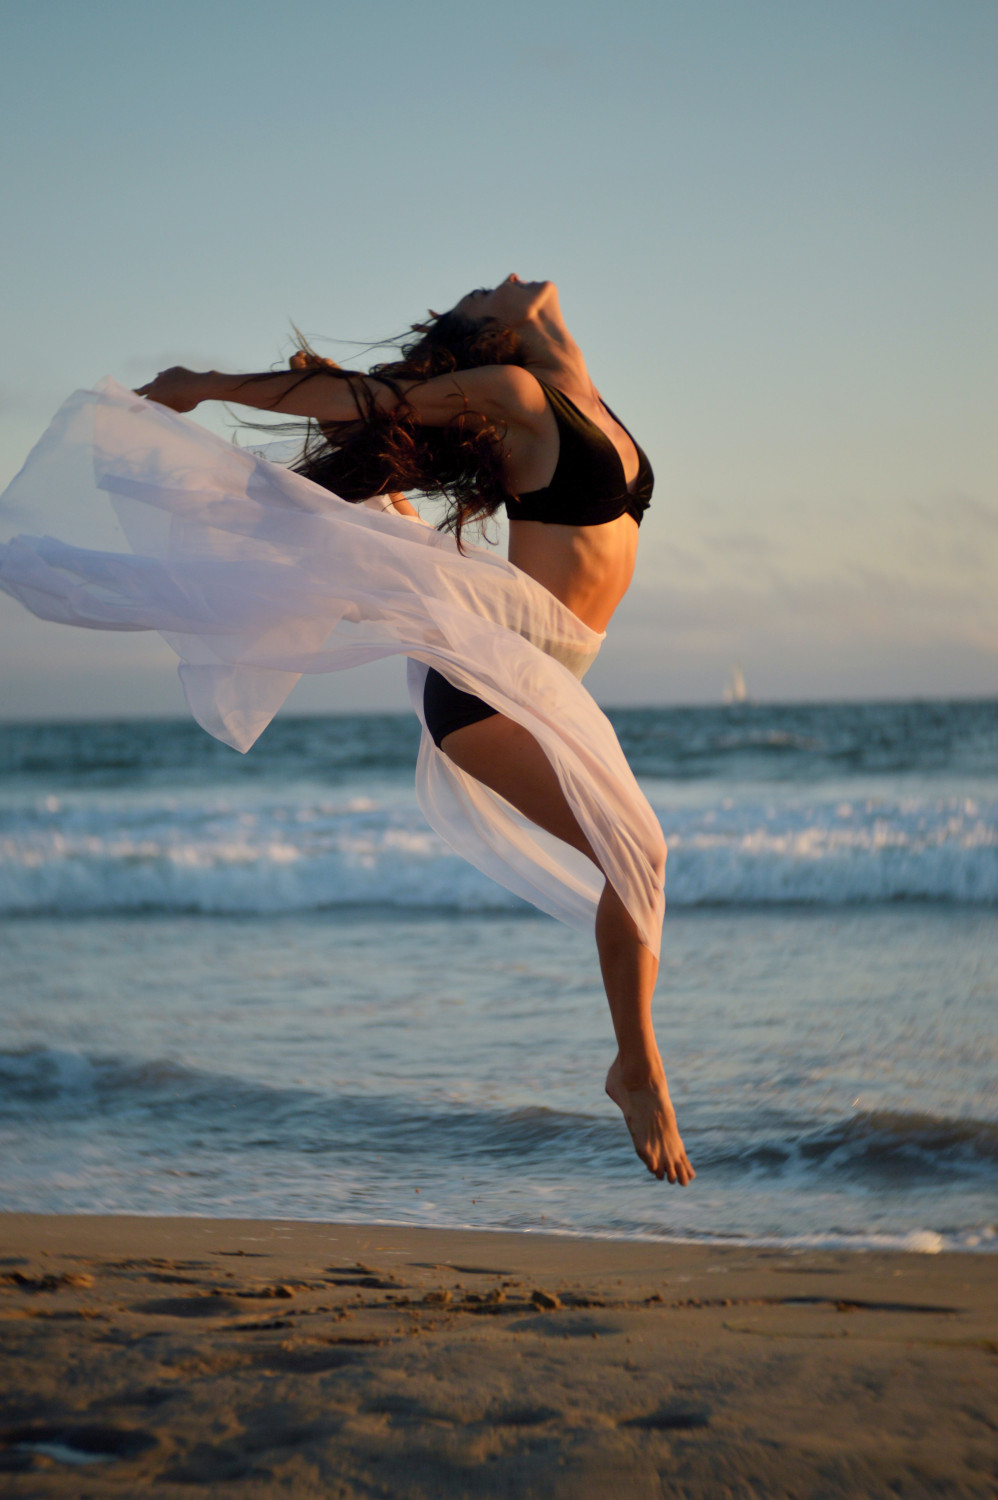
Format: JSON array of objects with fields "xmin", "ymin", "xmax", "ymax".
[{"xmin": 611, "ymin": 1052, "xmax": 667, "ymax": 1094}]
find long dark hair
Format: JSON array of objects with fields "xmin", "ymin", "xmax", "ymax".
[{"xmin": 257, "ymin": 312, "xmax": 529, "ymax": 547}]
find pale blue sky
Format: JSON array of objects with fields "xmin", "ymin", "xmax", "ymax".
[{"xmin": 2, "ymin": 0, "xmax": 996, "ymax": 718}]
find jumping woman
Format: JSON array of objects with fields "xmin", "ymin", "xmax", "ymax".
[{"xmin": 0, "ymin": 274, "xmax": 694, "ymax": 1187}]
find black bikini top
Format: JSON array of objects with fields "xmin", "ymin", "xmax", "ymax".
[{"xmin": 505, "ymin": 380, "xmax": 654, "ymax": 527}]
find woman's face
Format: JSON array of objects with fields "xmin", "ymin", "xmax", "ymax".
[{"xmin": 454, "ymin": 274, "xmax": 555, "ymax": 328}]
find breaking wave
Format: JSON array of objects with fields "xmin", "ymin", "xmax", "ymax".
[{"xmin": 1, "ymin": 788, "xmax": 994, "ymax": 915}]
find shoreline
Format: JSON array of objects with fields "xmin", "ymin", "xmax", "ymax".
[
  {"xmin": 3, "ymin": 1206, "xmax": 993, "ymax": 1257},
  {"xmin": 1, "ymin": 1213, "xmax": 995, "ymax": 1497}
]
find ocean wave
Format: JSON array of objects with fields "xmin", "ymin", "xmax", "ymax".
[
  {"xmin": 662, "ymin": 800, "xmax": 998, "ymax": 906},
  {"xmin": 5, "ymin": 700, "xmax": 996, "ymax": 788},
  {"xmin": 0, "ymin": 1047, "xmax": 610, "ymax": 1164},
  {"xmin": 0, "ymin": 790, "xmax": 995, "ymax": 914},
  {"xmin": 3, "ymin": 1049, "xmax": 995, "ymax": 1187},
  {"xmin": 701, "ymin": 1110, "xmax": 998, "ymax": 1182}
]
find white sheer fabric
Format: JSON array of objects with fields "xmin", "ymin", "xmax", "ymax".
[{"xmin": 0, "ymin": 378, "xmax": 666, "ymax": 953}]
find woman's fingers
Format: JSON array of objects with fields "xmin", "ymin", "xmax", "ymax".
[
  {"xmin": 289, "ymin": 351, "xmax": 343, "ymax": 372},
  {"xmin": 131, "ymin": 367, "xmax": 202, "ymax": 413}
]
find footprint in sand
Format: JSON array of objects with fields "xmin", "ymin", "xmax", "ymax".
[
  {"xmin": 132, "ymin": 1295, "xmax": 242, "ymax": 1318},
  {"xmin": 0, "ymin": 1422, "xmax": 157, "ymax": 1472}
]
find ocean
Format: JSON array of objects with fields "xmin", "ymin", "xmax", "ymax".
[{"xmin": 1, "ymin": 698, "xmax": 995, "ymax": 1252}]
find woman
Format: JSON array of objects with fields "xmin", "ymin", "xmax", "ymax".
[{"xmin": 2, "ymin": 274, "xmax": 694, "ymax": 1187}]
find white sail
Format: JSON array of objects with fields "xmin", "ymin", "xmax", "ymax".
[{"xmin": 723, "ymin": 664, "xmax": 748, "ymax": 704}]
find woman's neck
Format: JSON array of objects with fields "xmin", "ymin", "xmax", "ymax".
[{"xmin": 513, "ymin": 293, "xmax": 596, "ymax": 401}]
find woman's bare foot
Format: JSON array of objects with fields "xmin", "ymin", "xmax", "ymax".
[{"xmin": 605, "ymin": 1056, "xmax": 695, "ymax": 1184}]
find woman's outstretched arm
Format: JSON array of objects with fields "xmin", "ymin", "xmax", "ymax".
[
  {"xmin": 135, "ymin": 365, "xmax": 387, "ymax": 420},
  {"xmin": 135, "ymin": 362, "xmax": 541, "ymax": 430}
]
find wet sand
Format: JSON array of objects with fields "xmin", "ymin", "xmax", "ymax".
[{"xmin": 0, "ymin": 1214, "xmax": 995, "ymax": 1498}]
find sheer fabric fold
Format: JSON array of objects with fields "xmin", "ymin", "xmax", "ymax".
[{"xmin": 0, "ymin": 379, "xmax": 666, "ymax": 953}]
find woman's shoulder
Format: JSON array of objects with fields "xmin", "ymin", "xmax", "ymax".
[{"xmin": 399, "ymin": 364, "xmax": 549, "ymax": 430}]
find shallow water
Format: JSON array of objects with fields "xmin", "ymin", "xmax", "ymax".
[
  {"xmin": 2, "ymin": 907, "xmax": 994, "ymax": 1251},
  {"xmin": 1, "ymin": 700, "xmax": 995, "ymax": 1250}
]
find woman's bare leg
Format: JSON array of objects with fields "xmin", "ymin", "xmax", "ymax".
[{"xmin": 440, "ymin": 713, "xmax": 694, "ymax": 1185}]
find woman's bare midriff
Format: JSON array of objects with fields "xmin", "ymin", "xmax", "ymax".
[{"xmin": 506, "ymin": 513, "xmax": 640, "ymax": 633}]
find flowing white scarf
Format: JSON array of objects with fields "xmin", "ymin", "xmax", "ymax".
[{"xmin": 0, "ymin": 379, "xmax": 666, "ymax": 953}]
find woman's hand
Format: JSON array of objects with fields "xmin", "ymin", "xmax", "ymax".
[
  {"xmin": 289, "ymin": 349, "xmax": 341, "ymax": 373},
  {"xmin": 134, "ymin": 367, "xmax": 212, "ymax": 412}
]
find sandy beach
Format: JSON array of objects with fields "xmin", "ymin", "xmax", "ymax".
[{"xmin": 0, "ymin": 1215, "xmax": 994, "ymax": 1497}]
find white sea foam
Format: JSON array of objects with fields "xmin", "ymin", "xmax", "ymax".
[{"xmin": 0, "ymin": 787, "xmax": 994, "ymax": 915}]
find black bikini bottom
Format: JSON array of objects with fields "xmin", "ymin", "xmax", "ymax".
[{"xmin": 423, "ymin": 667, "xmax": 498, "ymax": 749}]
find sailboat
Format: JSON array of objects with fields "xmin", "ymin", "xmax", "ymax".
[{"xmin": 722, "ymin": 664, "xmax": 748, "ymax": 705}]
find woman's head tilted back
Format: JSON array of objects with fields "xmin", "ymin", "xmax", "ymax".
[
  {"xmin": 291, "ymin": 282, "xmax": 546, "ymax": 544},
  {"xmin": 451, "ymin": 276, "xmax": 558, "ymax": 334}
]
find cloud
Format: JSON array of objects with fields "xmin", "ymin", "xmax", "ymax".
[
  {"xmin": 623, "ymin": 551, "xmax": 998, "ymax": 651},
  {"xmin": 908, "ymin": 492, "xmax": 998, "ymax": 535},
  {"xmin": 703, "ymin": 529, "xmax": 778, "ymax": 557}
]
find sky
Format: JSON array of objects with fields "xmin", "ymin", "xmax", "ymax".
[{"xmin": 1, "ymin": 0, "xmax": 995, "ymax": 719}]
